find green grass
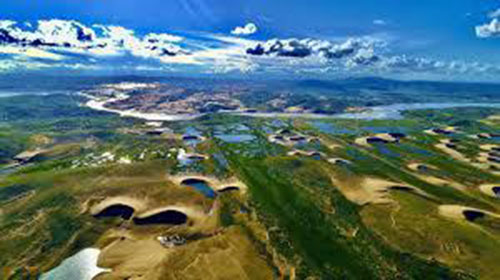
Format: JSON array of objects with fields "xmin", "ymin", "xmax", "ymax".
[{"xmin": 223, "ymin": 151, "xmax": 468, "ymax": 279}]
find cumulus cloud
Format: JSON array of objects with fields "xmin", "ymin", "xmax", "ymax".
[
  {"xmin": 231, "ymin": 23, "xmax": 258, "ymax": 36},
  {"xmin": 378, "ymin": 55, "xmax": 445, "ymax": 72},
  {"xmin": 475, "ymin": 18, "xmax": 500, "ymax": 38},
  {"xmin": 346, "ymin": 48, "xmax": 379, "ymax": 67},
  {"xmin": 0, "ymin": 19, "xmax": 188, "ymax": 60},
  {"xmin": 0, "ymin": 18, "xmax": 497, "ymax": 80},
  {"xmin": 241, "ymin": 35, "xmax": 500, "ymax": 78},
  {"xmin": 245, "ymin": 37, "xmax": 382, "ymax": 66}
]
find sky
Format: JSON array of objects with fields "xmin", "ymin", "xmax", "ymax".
[{"xmin": 1, "ymin": 0, "xmax": 500, "ymax": 81}]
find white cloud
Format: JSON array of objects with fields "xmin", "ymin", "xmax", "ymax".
[
  {"xmin": 231, "ymin": 23, "xmax": 258, "ymax": 36},
  {"xmin": 373, "ymin": 19, "xmax": 387, "ymax": 26},
  {"xmin": 0, "ymin": 19, "xmax": 189, "ymax": 61},
  {"xmin": 0, "ymin": 45, "xmax": 66, "ymax": 60},
  {"xmin": 0, "ymin": 57, "xmax": 101, "ymax": 72},
  {"xmin": 245, "ymin": 37, "xmax": 382, "ymax": 62},
  {"xmin": 476, "ymin": 18, "xmax": 500, "ymax": 38},
  {"xmin": 0, "ymin": 18, "xmax": 497, "ymax": 80}
]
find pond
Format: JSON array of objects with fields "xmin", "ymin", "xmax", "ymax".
[
  {"xmin": 218, "ymin": 186, "xmax": 240, "ymax": 193},
  {"xmin": 133, "ymin": 210, "xmax": 188, "ymax": 225},
  {"xmin": 493, "ymin": 187, "xmax": 500, "ymax": 197},
  {"xmin": 215, "ymin": 134, "xmax": 256, "ymax": 143},
  {"xmin": 93, "ymin": 204, "xmax": 135, "ymax": 220},
  {"xmin": 334, "ymin": 103, "xmax": 500, "ymax": 120},
  {"xmin": 361, "ymin": 126, "xmax": 409, "ymax": 134},
  {"xmin": 462, "ymin": 210, "xmax": 485, "ymax": 222},
  {"xmin": 181, "ymin": 178, "xmax": 216, "ymax": 198},
  {"xmin": 182, "ymin": 127, "xmax": 203, "ymax": 146}
]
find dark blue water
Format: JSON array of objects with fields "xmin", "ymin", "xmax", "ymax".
[
  {"xmin": 462, "ymin": 210, "xmax": 485, "ymax": 222},
  {"xmin": 493, "ymin": 187, "xmax": 500, "ymax": 197},
  {"xmin": 182, "ymin": 179, "xmax": 216, "ymax": 198},
  {"xmin": 134, "ymin": 210, "xmax": 187, "ymax": 225},
  {"xmin": 218, "ymin": 186, "xmax": 239, "ymax": 193},
  {"xmin": 93, "ymin": 204, "xmax": 134, "ymax": 220}
]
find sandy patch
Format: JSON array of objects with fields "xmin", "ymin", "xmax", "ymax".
[
  {"xmin": 435, "ymin": 143, "xmax": 470, "ymax": 163},
  {"xmin": 169, "ymin": 174, "xmax": 248, "ymax": 195},
  {"xmin": 97, "ymin": 235, "xmax": 168, "ymax": 279},
  {"xmin": 213, "ymin": 180, "xmax": 248, "ymax": 193},
  {"xmin": 476, "ymin": 152, "xmax": 500, "ymax": 170},
  {"xmin": 97, "ymin": 227, "xmax": 273, "ymax": 280},
  {"xmin": 327, "ymin": 158, "xmax": 352, "ymax": 165},
  {"xmin": 424, "ymin": 126, "xmax": 457, "ymax": 136},
  {"xmin": 374, "ymin": 133, "xmax": 399, "ymax": 142},
  {"xmin": 406, "ymin": 163, "xmax": 466, "ymax": 190},
  {"xmin": 135, "ymin": 205, "xmax": 207, "ymax": 221},
  {"xmin": 327, "ymin": 143, "xmax": 342, "ymax": 150},
  {"xmin": 331, "ymin": 177, "xmax": 429, "ymax": 205},
  {"xmin": 481, "ymin": 114, "xmax": 500, "ymax": 126},
  {"xmin": 420, "ymin": 175, "xmax": 466, "ymax": 190},
  {"xmin": 354, "ymin": 133, "xmax": 402, "ymax": 147},
  {"xmin": 479, "ymin": 184, "xmax": 500, "ymax": 198},
  {"xmin": 267, "ymin": 132, "xmax": 317, "ymax": 147},
  {"xmin": 407, "ymin": 163, "xmax": 436, "ymax": 172},
  {"xmin": 438, "ymin": 205, "xmax": 500, "ymax": 220},
  {"xmin": 13, "ymin": 148, "xmax": 48, "ymax": 162},
  {"xmin": 354, "ymin": 137, "xmax": 371, "ymax": 147},
  {"xmin": 470, "ymin": 133, "xmax": 499, "ymax": 140},
  {"xmin": 479, "ymin": 144, "xmax": 499, "ymax": 152},
  {"xmin": 287, "ymin": 149, "xmax": 324, "ymax": 158}
]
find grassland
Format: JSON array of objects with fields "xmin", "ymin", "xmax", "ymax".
[{"xmin": 0, "ymin": 93, "xmax": 499, "ymax": 280}]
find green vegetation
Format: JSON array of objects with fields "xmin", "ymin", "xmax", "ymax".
[{"xmin": 0, "ymin": 93, "xmax": 499, "ymax": 279}]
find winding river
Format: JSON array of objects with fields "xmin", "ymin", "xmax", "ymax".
[{"xmin": 84, "ymin": 95, "xmax": 500, "ymax": 121}]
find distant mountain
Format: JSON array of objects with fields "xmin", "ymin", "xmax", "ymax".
[{"xmin": 297, "ymin": 77, "xmax": 500, "ymax": 98}]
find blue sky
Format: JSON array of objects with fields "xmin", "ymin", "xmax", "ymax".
[{"xmin": 1, "ymin": 0, "xmax": 500, "ymax": 81}]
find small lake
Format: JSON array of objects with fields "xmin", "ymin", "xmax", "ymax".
[
  {"xmin": 215, "ymin": 134, "xmax": 256, "ymax": 143},
  {"xmin": 361, "ymin": 126, "xmax": 409, "ymax": 134},
  {"xmin": 134, "ymin": 210, "xmax": 187, "ymax": 225},
  {"xmin": 177, "ymin": 149, "xmax": 204, "ymax": 166},
  {"xmin": 233, "ymin": 103, "xmax": 500, "ymax": 120},
  {"xmin": 182, "ymin": 127, "xmax": 203, "ymax": 146},
  {"xmin": 40, "ymin": 248, "xmax": 108, "ymax": 280},
  {"xmin": 334, "ymin": 103, "xmax": 500, "ymax": 120},
  {"xmin": 181, "ymin": 179, "xmax": 216, "ymax": 198}
]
